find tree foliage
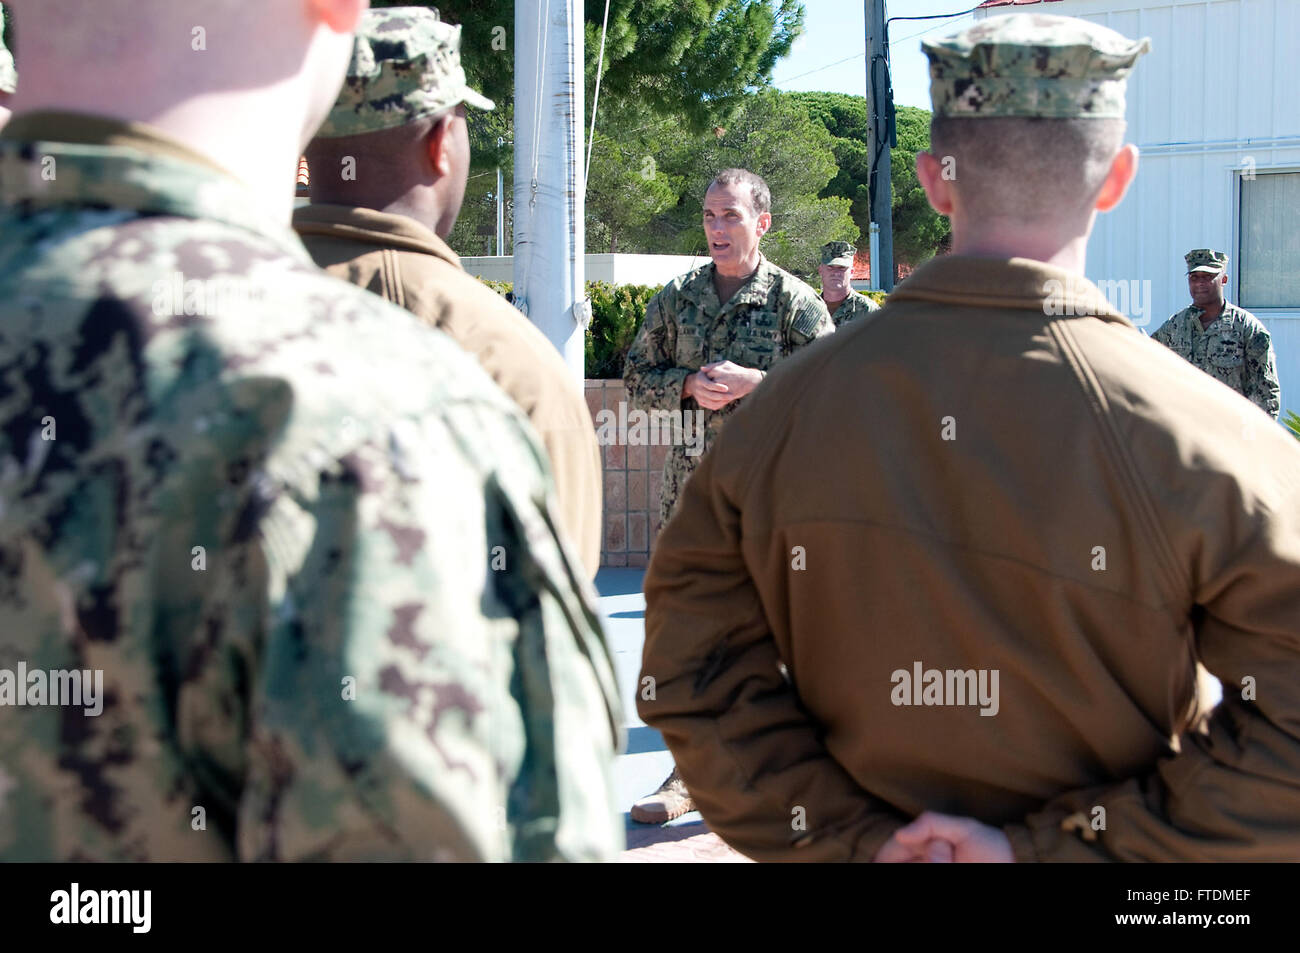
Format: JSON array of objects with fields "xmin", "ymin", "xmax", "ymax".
[
  {"xmin": 638, "ymin": 90, "xmax": 856, "ymax": 275},
  {"xmin": 367, "ymin": 3, "xmax": 946, "ymax": 276},
  {"xmin": 374, "ymin": 1, "xmax": 804, "ymax": 133},
  {"xmin": 890, "ymin": 105, "xmax": 950, "ymax": 267},
  {"xmin": 785, "ymin": 94, "xmax": 950, "ymax": 270}
]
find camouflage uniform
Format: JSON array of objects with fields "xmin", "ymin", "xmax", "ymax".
[
  {"xmin": 0, "ymin": 3, "xmax": 15, "ymax": 95},
  {"xmin": 924, "ymin": 13, "xmax": 1149, "ymax": 118},
  {"xmin": 623, "ymin": 257, "xmax": 834, "ymax": 527},
  {"xmin": 819, "ymin": 241, "xmax": 879, "ymax": 329},
  {"xmin": 0, "ymin": 113, "xmax": 622, "ymax": 862},
  {"xmin": 319, "ymin": 5, "xmax": 493, "ymax": 137},
  {"xmin": 1150, "ymin": 250, "xmax": 1281, "ymax": 419},
  {"xmin": 828, "ymin": 290, "xmax": 880, "ymax": 329}
]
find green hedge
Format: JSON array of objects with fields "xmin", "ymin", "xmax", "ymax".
[
  {"xmin": 586, "ymin": 282, "xmax": 661, "ymax": 379},
  {"xmin": 1284, "ymin": 410, "xmax": 1300, "ymax": 441},
  {"xmin": 475, "ymin": 277, "xmax": 889, "ymax": 379},
  {"xmin": 475, "ymin": 278, "xmax": 660, "ymax": 379}
]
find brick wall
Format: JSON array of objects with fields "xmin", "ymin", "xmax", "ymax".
[{"xmin": 584, "ymin": 379, "xmax": 666, "ymax": 568}]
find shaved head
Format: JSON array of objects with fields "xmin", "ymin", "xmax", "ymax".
[
  {"xmin": 4, "ymin": 0, "xmax": 367, "ymax": 221},
  {"xmin": 305, "ymin": 116, "xmax": 437, "ymax": 204},
  {"xmin": 930, "ymin": 116, "xmax": 1126, "ymax": 227},
  {"xmin": 8, "ymin": 0, "xmax": 360, "ymax": 150},
  {"xmin": 305, "ymin": 106, "xmax": 471, "ymax": 239}
]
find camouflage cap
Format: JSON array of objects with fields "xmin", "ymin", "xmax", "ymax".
[
  {"xmin": 316, "ymin": 6, "xmax": 494, "ymax": 139},
  {"xmin": 923, "ymin": 14, "xmax": 1150, "ymax": 120},
  {"xmin": 1185, "ymin": 248, "xmax": 1228, "ymax": 275},
  {"xmin": 820, "ymin": 241, "xmax": 856, "ymax": 268},
  {"xmin": 0, "ymin": 3, "xmax": 16, "ymax": 95}
]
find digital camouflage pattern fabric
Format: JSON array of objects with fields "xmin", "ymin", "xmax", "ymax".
[
  {"xmin": 1185, "ymin": 248, "xmax": 1228, "ymax": 274},
  {"xmin": 317, "ymin": 6, "xmax": 493, "ymax": 139},
  {"xmin": 923, "ymin": 13, "xmax": 1150, "ymax": 119},
  {"xmin": 1150, "ymin": 303, "xmax": 1281, "ymax": 419},
  {"xmin": 820, "ymin": 241, "xmax": 855, "ymax": 268},
  {"xmin": 623, "ymin": 257, "xmax": 833, "ymax": 527},
  {"xmin": 828, "ymin": 289, "xmax": 880, "ymax": 329},
  {"xmin": 0, "ymin": 113, "xmax": 622, "ymax": 862}
]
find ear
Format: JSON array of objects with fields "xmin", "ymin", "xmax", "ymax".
[
  {"xmin": 756, "ymin": 211, "xmax": 772, "ymax": 237},
  {"xmin": 916, "ymin": 151, "xmax": 954, "ymax": 216},
  {"xmin": 425, "ymin": 113, "xmax": 455, "ymax": 178},
  {"xmin": 1094, "ymin": 143, "xmax": 1139, "ymax": 213},
  {"xmin": 305, "ymin": 0, "xmax": 368, "ymax": 34}
]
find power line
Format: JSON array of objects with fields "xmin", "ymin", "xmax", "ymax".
[
  {"xmin": 887, "ymin": 3, "xmax": 983, "ymax": 47},
  {"xmin": 886, "ymin": 2, "xmax": 985, "ymax": 27},
  {"xmin": 774, "ymin": 51, "xmax": 864, "ymax": 86},
  {"xmin": 890, "ymin": 12, "xmax": 977, "ymax": 47}
]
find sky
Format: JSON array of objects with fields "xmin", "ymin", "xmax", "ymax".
[{"xmin": 772, "ymin": 0, "xmax": 986, "ymax": 109}]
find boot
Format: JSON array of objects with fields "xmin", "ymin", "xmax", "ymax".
[{"xmin": 629, "ymin": 766, "xmax": 695, "ymax": 824}]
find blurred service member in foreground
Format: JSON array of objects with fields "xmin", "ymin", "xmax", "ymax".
[{"xmin": 0, "ymin": 0, "xmax": 621, "ymax": 862}]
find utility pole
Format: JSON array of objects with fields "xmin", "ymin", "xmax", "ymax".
[
  {"xmin": 865, "ymin": 0, "xmax": 894, "ymax": 290},
  {"xmin": 495, "ymin": 159, "xmax": 505, "ymax": 255},
  {"xmin": 514, "ymin": 0, "xmax": 586, "ymax": 386}
]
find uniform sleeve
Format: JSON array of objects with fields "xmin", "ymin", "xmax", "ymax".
[
  {"xmin": 1002, "ymin": 428, "xmax": 1300, "ymax": 862},
  {"xmin": 638, "ymin": 422, "xmax": 907, "ymax": 862},
  {"xmin": 1149, "ymin": 318, "xmax": 1175, "ymax": 347},
  {"xmin": 623, "ymin": 285, "xmax": 691, "ymax": 413},
  {"xmin": 232, "ymin": 401, "xmax": 623, "ymax": 863},
  {"xmin": 534, "ymin": 403, "xmax": 604, "ymax": 580},
  {"xmin": 784, "ymin": 294, "xmax": 835, "ymax": 352},
  {"xmin": 1243, "ymin": 323, "xmax": 1281, "ymax": 420}
]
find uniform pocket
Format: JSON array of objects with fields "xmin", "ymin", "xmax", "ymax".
[
  {"xmin": 1207, "ymin": 335, "xmax": 1244, "ymax": 369},
  {"xmin": 732, "ymin": 313, "xmax": 782, "ymax": 369},
  {"xmin": 675, "ymin": 326, "xmax": 706, "ymax": 368}
]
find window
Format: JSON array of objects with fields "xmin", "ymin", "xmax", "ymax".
[{"xmin": 1239, "ymin": 170, "xmax": 1300, "ymax": 310}]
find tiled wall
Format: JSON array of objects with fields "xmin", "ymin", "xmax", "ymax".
[{"xmin": 584, "ymin": 379, "xmax": 666, "ymax": 568}]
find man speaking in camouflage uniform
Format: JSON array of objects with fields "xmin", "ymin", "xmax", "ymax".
[
  {"xmin": 818, "ymin": 240, "xmax": 879, "ymax": 328},
  {"xmin": 622, "ymin": 167, "xmax": 833, "ymax": 823},
  {"xmin": 1150, "ymin": 249, "xmax": 1281, "ymax": 419},
  {"xmin": 294, "ymin": 7, "xmax": 604, "ymax": 577},
  {"xmin": 638, "ymin": 13, "xmax": 1300, "ymax": 862},
  {"xmin": 0, "ymin": 0, "xmax": 621, "ymax": 862}
]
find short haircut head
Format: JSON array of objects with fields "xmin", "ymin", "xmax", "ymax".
[
  {"xmin": 304, "ymin": 112, "xmax": 440, "ymax": 205},
  {"xmin": 929, "ymin": 116, "xmax": 1126, "ymax": 225},
  {"xmin": 707, "ymin": 168, "xmax": 771, "ymax": 217}
]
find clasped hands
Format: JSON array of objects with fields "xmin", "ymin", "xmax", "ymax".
[
  {"xmin": 872, "ymin": 811, "xmax": 1015, "ymax": 863},
  {"xmin": 682, "ymin": 360, "xmax": 763, "ymax": 410}
]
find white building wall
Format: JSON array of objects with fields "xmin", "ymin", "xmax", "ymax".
[
  {"xmin": 461, "ymin": 253, "xmax": 709, "ymax": 287},
  {"xmin": 977, "ymin": 0, "xmax": 1300, "ymax": 413}
]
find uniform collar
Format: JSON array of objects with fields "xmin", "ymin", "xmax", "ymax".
[
  {"xmin": 291, "ymin": 203, "xmax": 461, "ymax": 269},
  {"xmin": 0, "ymin": 110, "xmax": 305, "ymax": 260},
  {"xmin": 687, "ymin": 255, "xmax": 780, "ymax": 314},
  {"xmin": 889, "ymin": 255, "xmax": 1133, "ymax": 327},
  {"xmin": 1184, "ymin": 301, "xmax": 1237, "ymax": 330}
]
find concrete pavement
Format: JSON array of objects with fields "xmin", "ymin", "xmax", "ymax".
[{"xmin": 596, "ymin": 567, "xmax": 750, "ymax": 862}]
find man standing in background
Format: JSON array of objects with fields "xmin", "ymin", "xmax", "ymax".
[
  {"xmin": 1151, "ymin": 248, "xmax": 1281, "ymax": 419},
  {"xmin": 622, "ymin": 167, "xmax": 834, "ymax": 824},
  {"xmin": 818, "ymin": 240, "xmax": 879, "ymax": 328}
]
